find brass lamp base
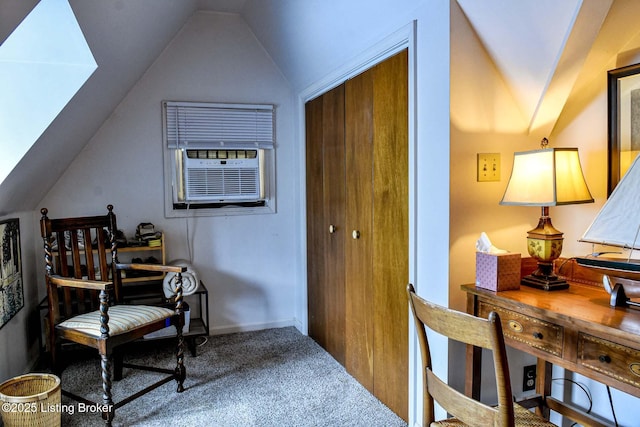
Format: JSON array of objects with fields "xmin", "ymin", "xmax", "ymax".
[
  {"xmin": 521, "ymin": 273, "xmax": 569, "ymax": 291},
  {"xmin": 523, "ymin": 207, "xmax": 569, "ymax": 291}
]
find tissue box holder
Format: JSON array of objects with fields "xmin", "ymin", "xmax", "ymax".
[{"xmin": 475, "ymin": 252, "xmax": 521, "ymax": 291}]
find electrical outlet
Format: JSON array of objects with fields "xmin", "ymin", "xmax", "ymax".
[
  {"xmin": 523, "ymin": 364, "xmax": 536, "ymax": 392},
  {"xmin": 477, "ymin": 153, "xmax": 500, "ymax": 182}
]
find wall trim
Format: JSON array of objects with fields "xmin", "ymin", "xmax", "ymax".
[
  {"xmin": 295, "ymin": 20, "xmax": 417, "ymax": 334},
  {"xmin": 294, "ymin": 19, "xmax": 418, "ymax": 425},
  {"xmin": 299, "ymin": 22, "xmax": 415, "ymax": 103},
  {"xmin": 209, "ymin": 319, "xmax": 295, "ymax": 336}
]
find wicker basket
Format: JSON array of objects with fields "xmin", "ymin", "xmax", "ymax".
[{"xmin": 0, "ymin": 373, "xmax": 61, "ymax": 427}]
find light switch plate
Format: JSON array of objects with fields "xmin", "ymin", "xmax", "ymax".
[{"xmin": 477, "ymin": 153, "xmax": 500, "ymax": 182}]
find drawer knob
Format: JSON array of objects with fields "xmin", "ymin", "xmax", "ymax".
[
  {"xmin": 532, "ymin": 332, "xmax": 543, "ymax": 340},
  {"xmin": 329, "ymin": 224, "xmax": 336, "ymax": 234},
  {"xmin": 507, "ymin": 320, "xmax": 523, "ymax": 332},
  {"xmin": 599, "ymin": 355, "xmax": 611, "ymax": 364}
]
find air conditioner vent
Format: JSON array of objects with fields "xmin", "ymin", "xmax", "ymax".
[{"xmin": 184, "ymin": 150, "xmax": 261, "ymax": 202}]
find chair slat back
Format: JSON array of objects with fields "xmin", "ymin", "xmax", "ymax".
[
  {"xmin": 407, "ymin": 284, "xmax": 515, "ymax": 427},
  {"xmin": 41, "ymin": 205, "xmax": 122, "ymax": 321}
]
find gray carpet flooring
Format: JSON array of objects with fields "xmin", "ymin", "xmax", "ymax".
[{"xmin": 58, "ymin": 327, "xmax": 408, "ymax": 426}]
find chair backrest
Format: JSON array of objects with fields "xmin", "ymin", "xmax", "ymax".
[
  {"xmin": 407, "ymin": 284, "xmax": 515, "ymax": 427},
  {"xmin": 40, "ymin": 205, "xmax": 123, "ymax": 320}
]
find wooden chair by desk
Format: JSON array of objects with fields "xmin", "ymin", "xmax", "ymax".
[
  {"xmin": 463, "ymin": 259, "xmax": 640, "ymax": 426},
  {"xmin": 409, "ymin": 284, "xmax": 555, "ymax": 426}
]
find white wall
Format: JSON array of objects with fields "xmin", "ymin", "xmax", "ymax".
[
  {"xmin": 412, "ymin": 2, "xmax": 452, "ymax": 423},
  {"xmin": 242, "ymin": 0, "xmax": 429, "ymax": 93},
  {"xmin": 38, "ymin": 11, "xmax": 299, "ymax": 334},
  {"xmin": 0, "ymin": 211, "xmax": 40, "ymax": 383}
]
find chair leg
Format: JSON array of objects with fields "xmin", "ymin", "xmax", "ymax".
[
  {"xmin": 175, "ymin": 328, "xmax": 186, "ymax": 392},
  {"xmin": 50, "ymin": 340, "xmax": 64, "ymax": 377},
  {"xmin": 113, "ymin": 350, "xmax": 123, "ymax": 381},
  {"xmin": 100, "ymin": 353, "xmax": 115, "ymax": 426},
  {"xmin": 187, "ymin": 337, "xmax": 197, "ymax": 357}
]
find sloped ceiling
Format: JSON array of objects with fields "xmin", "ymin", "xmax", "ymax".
[
  {"xmin": 0, "ymin": 0, "xmax": 421, "ymax": 215},
  {"xmin": 0, "ymin": 0, "xmax": 636, "ymax": 215},
  {"xmin": 453, "ymin": 0, "xmax": 613, "ymax": 136},
  {"xmin": 0, "ymin": 0, "xmax": 201, "ymax": 216}
]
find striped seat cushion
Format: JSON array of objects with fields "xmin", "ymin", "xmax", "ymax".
[{"xmin": 58, "ymin": 305, "xmax": 175, "ymax": 338}]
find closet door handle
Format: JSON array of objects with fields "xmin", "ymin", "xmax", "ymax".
[
  {"xmin": 352, "ymin": 230, "xmax": 360, "ymax": 240},
  {"xmin": 329, "ymin": 224, "xmax": 336, "ymax": 234}
]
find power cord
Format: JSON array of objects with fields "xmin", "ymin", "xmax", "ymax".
[
  {"xmin": 551, "ymin": 378, "xmax": 619, "ymax": 427},
  {"xmin": 551, "ymin": 377, "xmax": 592, "ymax": 427},
  {"xmin": 185, "ymin": 203, "xmax": 194, "ymax": 264},
  {"xmin": 555, "ymin": 256, "xmax": 577, "ymax": 276}
]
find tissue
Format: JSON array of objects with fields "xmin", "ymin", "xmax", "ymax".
[{"xmin": 475, "ymin": 232, "xmax": 508, "ymax": 254}]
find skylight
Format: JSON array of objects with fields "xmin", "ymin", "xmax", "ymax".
[{"xmin": 0, "ymin": 0, "xmax": 97, "ymax": 184}]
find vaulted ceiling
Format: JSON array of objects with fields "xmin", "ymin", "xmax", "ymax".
[
  {"xmin": 452, "ymin": 0, "xmax": 619, "ymax": 135},
  {"xmin": 0, "ymin": 0, "xmax": 637, "ymax": 214}
]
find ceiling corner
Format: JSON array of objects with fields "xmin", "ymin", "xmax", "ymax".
[{"xmin": 455, "ymin": 0, "xmax": 613, "ymax": 136}]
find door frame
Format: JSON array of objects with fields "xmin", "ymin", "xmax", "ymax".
[{"xmin": 296, "ymin": 19, "xmax": 418, "ymax": 424}]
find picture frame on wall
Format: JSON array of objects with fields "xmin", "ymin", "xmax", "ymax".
[
  {"xmin": 608, "ymin": 62, "xmax": 640, "ymax": 196},
  {"xmin": 0, "ymin": 218, "xmax": 23, "ymax": 330}
]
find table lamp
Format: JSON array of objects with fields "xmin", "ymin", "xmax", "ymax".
[{"xmin": 500, "ymin": 138, "xmax": 594, "ymax": 290}]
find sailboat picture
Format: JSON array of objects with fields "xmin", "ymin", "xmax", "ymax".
[{"xmin": 578, "ymin": 153, "xmax": 640, "ymax": 305}]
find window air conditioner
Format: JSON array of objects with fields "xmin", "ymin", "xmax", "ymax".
[{"xmin": 183, "ymin": 150, "xmax": 261, "ymax": 202}]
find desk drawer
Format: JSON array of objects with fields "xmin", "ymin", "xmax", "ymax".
[
  {"xmin": 478, "ymin": 301, "xmax": 563, "ymax": 357},
  {"xmin": 578, "ymin": 333, "xmax": 640, "ymax": 388}
]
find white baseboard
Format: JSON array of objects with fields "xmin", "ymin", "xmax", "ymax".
[
  {"xmin": 293, "ymin": 317, "xmax": 306, "ymax": 335},
  {"xmin": 208, "ymin": 319, "xmax": 296, "ymax": 336}
]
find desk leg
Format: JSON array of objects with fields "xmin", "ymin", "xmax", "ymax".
[
  {"xmin": 465, "ymin": 292, "xmax": 481, "ymax": 399},
  {"xmin": 465, "ymin": 343, "xmax": 482, "ymax": 399},
  {"xmin": 536, "ymin": 358, "xmax": 552, "ymax": 419}
]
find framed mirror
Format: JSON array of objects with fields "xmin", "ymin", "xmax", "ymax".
[{"xmin": 608, "ymin": 63, "xmax": 640, "ymax": 195}]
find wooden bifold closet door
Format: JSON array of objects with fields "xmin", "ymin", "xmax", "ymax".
[
  {"xmin": 306, "ymin": 84, "xmax": 347, "ymax": 365},
  {"xmin": 306, "ymin": 49, "xmax": 408, "ymax": 420}
]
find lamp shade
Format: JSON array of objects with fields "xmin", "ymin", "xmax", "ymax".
[{"xmin": 500, "ymin": 148, "xmax": 593, "ymax": 206}]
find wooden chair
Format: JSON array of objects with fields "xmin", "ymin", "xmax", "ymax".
[
  {"xmin": 41, "ymin": 205, "xmax": 187, "ymax": 426},
  {"xmin": 407, "ymin": 284, "xmax": 556, "ymax": 427}
]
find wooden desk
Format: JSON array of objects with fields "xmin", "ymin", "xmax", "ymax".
[{"xmin": 463, "ymin": 282, "xmax": 640, "ymax": 424}]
